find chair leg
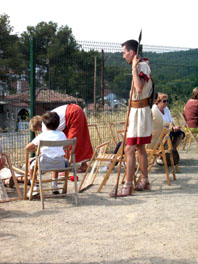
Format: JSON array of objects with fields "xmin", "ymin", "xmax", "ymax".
[
  {"xmin": 97, "ymin": 159, "xmax": 117, "ymax": 192},
  {"xmin": 5, "ymin": 154, "xmax": 22, "ymax": 199},
  {"xmin": 78, "ymin": 152, "xmax": 96, "ymax": 192},
  {"xmin": 38, "ymin": 171, "xmax": 44, "ymax": 210},
  {"xmin": 182, "ymin": 134, "xmax": 188, "ymax": 150},
  {"xmin": 169, "ymin": 151, "xmax": 176, "ymax": 181},
  {"xmin": 73, "ymin": 168, "xmax": 78, "ymax": 206},
  {"xmin": 29, "ymin": 160, "xmax": 38, "ymax": 200},
  {"xmin": 92, "ymin": 160, "xmax": 102, "ymax": 184},
  {"xmin": 161, "ymin": 152, "xmax": 171, "ymax": 186},
  {"xmin": 24, "ymin": 152, "xmax": 29, "ymax": 200},
  {"xmin": 72, "ymin": 157, "xmax": 78, "ymax": 205}
]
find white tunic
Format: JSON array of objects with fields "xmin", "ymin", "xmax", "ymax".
[
  {"xmin": 127, "ymin": 60, "xmax": 153, "ymax": 145},
  {"xmin": 42, "ymin": 105, "xmax": 68, "ymax": 132}
]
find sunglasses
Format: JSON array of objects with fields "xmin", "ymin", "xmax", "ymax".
[{"xmin": 162, "ymin": 99, "xmax": 168, "ymax": 103}]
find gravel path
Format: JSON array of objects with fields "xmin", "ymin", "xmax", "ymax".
[{"xmin": 0, "ymin": 147, "xmax": 198, "ymax": 264}]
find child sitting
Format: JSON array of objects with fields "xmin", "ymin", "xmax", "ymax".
[{"xmin": 26, "ymin": 111, "xmax": 68, "ymax": 197}]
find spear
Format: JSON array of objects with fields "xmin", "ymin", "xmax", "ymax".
[
  {"xmin": 114, "ymin": 29, "xmax": 142, "ymax": 198},
  {"xmin": 136, "ymin": 29, "xmax": 142, "ymax": 58}
]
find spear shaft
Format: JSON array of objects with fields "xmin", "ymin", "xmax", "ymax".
[{"xmin": 114, "ymin": 30, "xmax": 142, "ymax": 198}]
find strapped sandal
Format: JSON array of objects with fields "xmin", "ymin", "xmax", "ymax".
[
  {"xmin": 135, "ymin": 179, "xmax": 151, "ymax": 191},
  {"xmin": 77, "ymin": 164, "xmax": 88, "ymax": 173},
  {"xmin": 110, "ymin": 183, "xmax": 132, "ymax": 197}
]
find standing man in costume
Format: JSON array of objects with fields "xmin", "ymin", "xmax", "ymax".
[
  {"xmin": 30, "ymin": 104, "xmax": 93, "ymax": 173},
  {"xmin": 116, "ymin": 39, "xmax": 153, "ymax": 197}
]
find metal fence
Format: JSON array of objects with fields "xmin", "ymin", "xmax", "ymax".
[{"xmin": 0, "ymin": 38, "xmax": 197, "ymax": 167}]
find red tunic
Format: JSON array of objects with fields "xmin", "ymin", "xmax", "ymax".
[
  {"xmin": 64, "ymin": 104, "xmax": 93, "ymax": 162},
  {"xmin": 184, "ymin": 99, "xmax": 198, "ymax": 128}
]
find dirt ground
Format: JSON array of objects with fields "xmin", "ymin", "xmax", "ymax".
[{"xmin": 0, "ymin": 145, "xmax": 198, "ymax": 264}]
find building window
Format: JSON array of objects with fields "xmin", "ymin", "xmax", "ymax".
[
  {"xmin": 11, "ymin": 112, "xmax": 14, "ymax": 120},
  {"xmin": 6, "ymin": 109, "xmax": 10, "ymax": 119}
]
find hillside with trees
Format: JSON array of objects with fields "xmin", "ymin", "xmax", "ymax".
[{"xmin": 1, "ymin": 13, "xmax": 198, "ymax": 106}]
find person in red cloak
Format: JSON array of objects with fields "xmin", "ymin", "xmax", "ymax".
[{"xmin": 30, "ymin": 104, "xmax": 93, "ymax": 173}]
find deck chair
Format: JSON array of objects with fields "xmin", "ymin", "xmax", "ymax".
[
  {"xmin": 178, "ymin": 112, "xmax": 198, "ymax": 151},
  {"xmin": 109, "ymin": 122, "xmax": 125, "ymax": 147},
  {"xmin": 79, "ymin": 141, "xmax": 110, "ymax": 192},
  {"xmin": 0, "ymin": 153, "xmax": 22, "ymax": 202},
  {"xmin": 135, "ymin": 128, "xmax": 176, "ymax": 186},
  {"xmin": 79, "ymin": 141, "xmax": 125, "ymax": 193},
  {"xmin": 24, "ymin": 138, "xmax": 78, "ymax": 210}
]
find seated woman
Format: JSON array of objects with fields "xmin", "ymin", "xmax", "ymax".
[
  {"xmin": 184, "ymin": 87, "xmax": 198, "ymax": 131},
  {"xmin": 153, "ymin": 92, "xmax": 185, "ymax": 150},
  {"xmin": 147, "ymin": 93, "xmax": 163, "ymax": 148}
]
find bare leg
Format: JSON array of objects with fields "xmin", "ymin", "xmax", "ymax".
[
  {"xmin": 135, "ymin": 144, "xmax": 150, "ymax": 191},
  {"xmin": 52, "ymin": 171, "xmax": 59, "ymax": 194},
  {"xmin": 137, "ymin": 144, "xmax": 148, "ymax": 180},
  {"xmin": 52, "ymin": 171, "xmax": 58, "ymax": 179},
  {"xmin": 125, "ymin": 145, "xmax": 137, "ymax": 184},
  {"xmin": 113, "ymin": 145, "xmax": 136, "ymax": 197}
]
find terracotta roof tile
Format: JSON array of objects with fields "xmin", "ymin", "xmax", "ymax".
[{"xmin": 5, "ymin": 88, "xmax": 84, "ymax": 104}]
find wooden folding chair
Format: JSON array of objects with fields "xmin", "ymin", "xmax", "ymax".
[
  {"xmin": 78, "ymin": 141, "xmax": 110, "ymax": 192},
  {"xmin": 109, "ymin": 122, "xmax": 125, "ymax": 147},
  {"xmin": 135, "ymin": 128, "xmax": 176, "ymax": 186},
  {"xmin": 79, "ymin": 141, "xmax": 125, "ymax": 193},
  {"xmin": 88, "ymin": 124, "xmax": 102, "ymax": 145},
  {"xmin": 24, "ymin": 138, "xmax": 78, "ymax": 210},
  {"xmin": 0, "ymin": 153, "xmax": 22, "ymax": 202},
  {"xmin": 178, "ymin": 112, "xmax": 198, "ymax": 151}
]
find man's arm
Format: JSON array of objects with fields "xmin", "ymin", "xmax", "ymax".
[{"xmin": 132, "ymin": 56, "xmax": 144, "ymax": 93}]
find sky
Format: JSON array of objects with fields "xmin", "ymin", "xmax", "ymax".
[{"xmin": 1, "ymin": 0, "xmax": 198, "ymax": 49}]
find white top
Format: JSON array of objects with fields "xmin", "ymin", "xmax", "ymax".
[
  {"xmin": 147, "ymin": 105, "xmax": 163, "ymax": 148},
  {"xmin": 127, "ymin": 60, "xmax": 153, "ymax": 142},
  {"xmin": 42, "ymin": 105, "xmax": 68, "ymax": 132},
  {"xmin": 153, "ymin": 104, "xmax": 173, "ymax": 127},
  {"xmin": 32, "ymin": 130, "xmax": 66, "ymax": 158},
  {"xmin": 132, "ymin": 60, "xmax": 153, "ymax": 100}
]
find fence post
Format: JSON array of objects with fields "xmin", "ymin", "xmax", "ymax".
[
  {"xmin": 94, "ymin": 56, "xmax": 97, "ymax": 111},
  {"xmin": 30, "ymin": 37, "xmax": 35, "ymax": 142},
  {"xmin": 100, "ymin": 49, "xmax": 104, "ymax": 110}
]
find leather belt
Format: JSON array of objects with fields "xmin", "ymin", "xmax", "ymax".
[{"xmin": 131, "ymin": 98, "xmax": 149, "ymax": 108}]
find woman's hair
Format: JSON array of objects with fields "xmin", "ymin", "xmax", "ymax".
[
  {"xmin": 155, "ymin": 93, "xmax": 168, "ymax": 105},
  {"xmin": 191, "ymin": 87, "xmax": 198, "ymax": 99},
  {"xmin": 29, "ymin": 115, "xmax": 42, "ymax": 132}
]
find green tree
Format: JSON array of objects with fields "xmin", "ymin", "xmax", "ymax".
[
  {"xmin": 0, "ymin": 14, "xmax": 24, "ymax": 93},
  {"xmin": 19, "ymin": 21, "xmax": 99, "ymax": 102}
]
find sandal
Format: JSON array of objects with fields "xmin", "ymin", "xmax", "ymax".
[
  {"xmin": 77, "ymin": 165, "xmax": 88, "ymax": 173},
  {"xmin": 135, "ymin": 179, "xmax": 151, "ymax": 191},
  {"xmin": 110, "ymin": 183, "xmax": 132, "ymax": 197},
  {"xmin": 9, "ymin": 176, "xmax": 14, "ymax": 188},
  {"xmin": 4, "ymin": 177, "xmax": 14, "ymax": 188}
]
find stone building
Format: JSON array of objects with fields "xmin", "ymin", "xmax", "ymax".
[{"xmin": 0, "ymin": 87, "xmax": 84, "ymax": 131}]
